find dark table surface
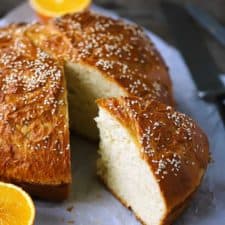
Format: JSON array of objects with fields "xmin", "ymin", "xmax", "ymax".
[{"xmin": 1, "ymin": 0, "xmax": 225, "ymax": 72}]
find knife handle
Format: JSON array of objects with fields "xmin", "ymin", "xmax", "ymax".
[
  {"xmin": 216, "ymin": 97, "xmax": 225, "ymax": 129},
  {"xmin": 199, "ymin": 89, "xmax": 225, "ymax": 102}
]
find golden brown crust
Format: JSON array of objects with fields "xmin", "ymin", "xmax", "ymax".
[
  {"xmin": 23, "ymin": 11, "xmax": 174, "ymax": 106},
  {"xmin": 0, "ymin": 25, "xmax": 71, "ymax": 191},
  {"xmin": 19, "ymin": 183, "xmax": 70, "ymax": 201},
  {"xmin": 96, "ymin": 96, "xmax": 209, "ymax": 222},
  {"xmin": 24, "ymin": 23, "xmax": 77, "ymax": 63},
  {"xmin": 0, "ymin": 176, "xmax": 69, "ymax": 201},
  {"xmin": 160, "ymin": 189, "xmax": 196, "ymax": 225}
]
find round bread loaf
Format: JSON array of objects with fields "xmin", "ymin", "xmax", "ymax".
[{"xmin": 0, "ymin": 11, "xmax": 210, "ymax": 224}]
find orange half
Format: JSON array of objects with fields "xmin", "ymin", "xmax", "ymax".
[
  {"xmin": 0, "ymin": 182, "xmax": 35, "ymax": 225},
  {"xmin": 30, "ymin": 0, "xmax": 91, "ymax": 18}
]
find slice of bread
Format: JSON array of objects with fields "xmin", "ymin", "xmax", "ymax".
[
  {"xmin": 95, "ymin": 97, "xmax": 209, "ymax": 225},
  {"xmin": 0, "ymin": 25, "xmax": 71, "ymax": 201},
  {"xmin": 24, "ymin": 10, "xmax": 174, "ymax": 140}
]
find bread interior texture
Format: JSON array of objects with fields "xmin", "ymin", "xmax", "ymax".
[
  {"xmin": 95, "ymin": 108, "xmax": 166, "ymax": 225},
  {"xmin": 65, "ymin": 62, "xmax": 126, "ymax": 140}
]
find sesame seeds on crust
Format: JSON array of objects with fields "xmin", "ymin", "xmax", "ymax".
[
  {"xmin": 97, "ymin": 97, "xmax": 209, "ymax": 183},
  {"xmin": 0, "ymin": 25, "xmax": 71, "ymax": 184},
  {"xmin": 53, "ymin": 11, "xmax": 173, "ymax": 105}
]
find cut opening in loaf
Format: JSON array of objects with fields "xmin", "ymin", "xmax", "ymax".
[
  {"xmin": 95, "ymin": 108, "xmax": 166, "ymax": 225},
  {"xmin": 65, "ymin": 62, "xmax": 126, "ymax": 140}
]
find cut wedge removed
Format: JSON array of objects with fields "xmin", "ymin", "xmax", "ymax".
[
  {"xmin": 0, "ymin": 182, "xmax": 35, "ymax": 225},
  {"xmin": 30, "ymin": 0, "xmax": 91, "ymax": 18}
]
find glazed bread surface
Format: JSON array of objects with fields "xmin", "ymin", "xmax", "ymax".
[
  {"xmin": 0, "ymin": 12, "xmax": 210, "ymax": 217},
  {"xmin": 23, "ymin": 11, "xmax": 174, "ymax": 139},
  {"xmin": 0, "ymin": 25, "xmax": 71, "ymax": 200},
  {"xmin": 96, "ymin": 97, "xmax": 209, "ymax": 225}
]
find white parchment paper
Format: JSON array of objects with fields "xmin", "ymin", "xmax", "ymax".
[{"xmin": 1, "ymin": 3, "xmax": 225, "ymax": 225}]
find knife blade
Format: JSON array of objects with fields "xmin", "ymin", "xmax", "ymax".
[
  {"xmin": 161, "ymin": 1, "xmax": 225, "ymax": 128},
  {"xmin": 186, "ymin": 4, "xmax": 225, "ymax": 48},
  {"xmin": 161, "ymin": 1, "xmax": 225, "ymax": 101}
]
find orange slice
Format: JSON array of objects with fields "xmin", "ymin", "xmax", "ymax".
[
  {"xmin": 0, "ymin": 182, "xmax": 35, "ymax": 225},
  {"xmin": 30, "ymin": 0, "xmax": 91, "ymax": 18}
]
